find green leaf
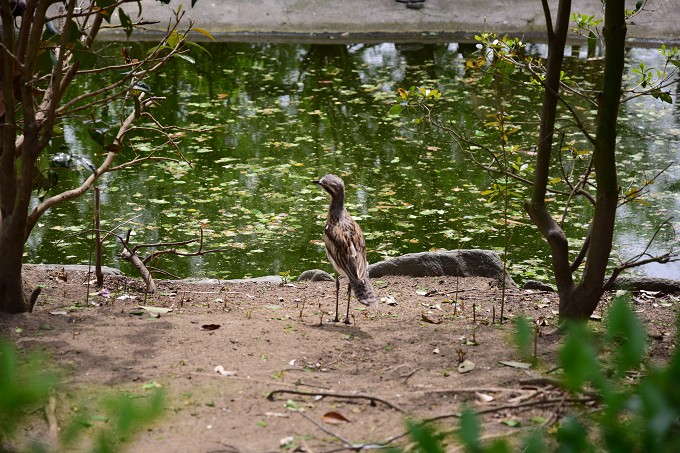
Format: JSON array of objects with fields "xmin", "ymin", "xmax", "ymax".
[
  {"xmin": 458, "ymin": 409, "xmax": 481, "ymax": 451},
  {"xmin": 284, "ymin": 399, "xmax": 301, "ymax": 411},
  {"xmin": 174, "ymin": 53, "xmax": 196, "ymax": 64},
  {"xmin": 192, "ymin": 27, "xmax": 215, "ymax": 40},
  {"xmin": 166, "ymin": 30, "xmax": 180, "ymax": 49},
  {"xmin": 142, "ymin": 381, "xmax": 162, "ymax": 389},
  {"xmin": 72, "ymin": 41, "xmax": 97, "ymax": 69},
  {"xmin": 407, "ymin": 420, "xmax": 445, "ymax": 453},
  {"xmin": 606, "ymin": 296, "xmax": 646, "ymax": 376},
  {"xmin": 118, "ymin": 9, "xmax": 133, "ymax": 38},
  {"xmin": 389, "ymin": 104, "xmax": 404, "ymax": 115},
  {"xmin": 559, "ymin": 321, "xmax": 599, "ymax": 392},
  {"xmin": 95, "ymin": 0, "xmax": 116, "ymax": 10},
  {"xmin": 501, "ymin": 419, "xmax": 521, "ymax": 427},
  {"xmin": 514, "ymin": 316, "xmax": 533, "ymax": 361},
  {"xmin": 63, "ymin": 19, "xmax": 80, "ymax": 44}
]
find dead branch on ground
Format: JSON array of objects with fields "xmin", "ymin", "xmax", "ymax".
[
  {"xmin": 117, "ymin": 227, "xmax": 228, "ymax": 293},
  {"xmin": 266, "ymin": 389, "xmax": 405, "ymax": 413}
]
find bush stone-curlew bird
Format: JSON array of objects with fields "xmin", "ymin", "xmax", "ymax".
[{"xmin": 314, "ymin": 174, "xmax": 378, "ymax": 324}]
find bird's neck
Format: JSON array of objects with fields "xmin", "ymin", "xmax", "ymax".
[{"xmin": 327, "ymin": 195, "xmax": 345, "ymax": 221}]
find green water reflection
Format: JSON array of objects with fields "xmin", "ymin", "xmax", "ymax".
[{"xmin": 26, "ymin": 42, "xmax": 680, "ymax": 282}]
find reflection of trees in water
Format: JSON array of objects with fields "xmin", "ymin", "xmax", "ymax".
[
  {"xmin": 296, "ymin": 44, "xmax": 425, "ymax": 183},
  {"xmin": 297, "ymin": 44, "xmax": 360, "ymax": 166},
  {"xmin": 395, "ymin": 43, "xmax": 439, "ymax": 84}
]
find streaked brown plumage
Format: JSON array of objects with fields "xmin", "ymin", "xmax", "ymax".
[{"xmin": 314, "ymin": 174, "xmax": 377, "ymax": 324}]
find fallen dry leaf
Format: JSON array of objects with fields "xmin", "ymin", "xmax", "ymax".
[{"xmin": 321, "ymin": 411, "xmax": 350, "ymax": 424}]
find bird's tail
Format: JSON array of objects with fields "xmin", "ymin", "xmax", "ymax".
[{"xmin": 350, "ymin": 277, "xmax": 378, "ymax": 308}]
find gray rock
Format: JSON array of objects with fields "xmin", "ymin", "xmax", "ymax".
[
  {"xmin": 523, "ymin": 280, "xmax": 555, "ymax": 292},
  {"xmin": 297, "ymin": 269, "xmax": 334, "ymax": 282},
  {"xmin": 367, "ymin": 250, "xmax": 516, "ymax": 287},
  {"xmin": 611, "ymin": 276, "xmax": 680, "ymax": 294},
  {"xmin": 222, "ymin": 275, "xmax": 283, "ymax": 284},
  {"xmin": 179, "ymin": 278, "xmax": 222, "ymax": 285},
  {"xmin": 24, "ymin": 263, "xmax": 123, "ymax": 276},
  {"xmin": 154, "ymin": 275, "xmax": 286, "ymax": 285}
]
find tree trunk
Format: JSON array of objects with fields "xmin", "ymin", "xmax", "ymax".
[
  {"xmin": 528, "ymin": 0, "xmax": 626, "ymax": 319},
  {"xmin": 525, "ymin": 0, "xmax": 575, "ymax": 307},
  {"xmin": 560, "ymin": 0, "xmax": 626, "ymax": 318},
  {"xmin": 0, "ymin": 225, "xmax": 29, "ymax": 313}
]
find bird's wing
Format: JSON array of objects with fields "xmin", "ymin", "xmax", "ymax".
[{"xmin": 323, "ymin": 215, "xmax": 368, "ymax": 283}]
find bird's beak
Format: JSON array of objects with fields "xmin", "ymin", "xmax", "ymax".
[{"xmin": 313, "ymin": 180, "xmax": 321, "ymax": 185}]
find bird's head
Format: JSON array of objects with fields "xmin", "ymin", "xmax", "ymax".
[{"xmin": 313, "ymin": 174, "xmax": 345, "ymax": 199}]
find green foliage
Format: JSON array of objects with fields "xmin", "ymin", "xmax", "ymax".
[
  {"xmin": 60, "ymin": 389, "xmax": 165, "ymax": 452},
  {"xmin": 458, "ymin": 409, "xmax": 482, "ymax": 453},
  {"xmin": 558, "ymin": 321, "xmax": 601, "ymax": 393},
  {"xmin": 118, "ymin": 9, "xmax": 133, "ymax": 38},
  {"xmin": 0, "ymin": 341, "xmax": 58, "ymax": 443},
  {"xmin": 397, "ymin": 296, "xmax": 680, "ymax": 452},
  {"xmin": 570, "ymin": 13, "xmax": 603, "ymax": 36},
  {"xmin": 513, "ymin": 316, "xmax": 533, "ymax": 363},
  {"xmin": 407, "ymin": 420, "xmax": 446, "ymax": 453},
  {"xmin": 0, "ymin": 341, "xmax": 164, "ymax": 452}
]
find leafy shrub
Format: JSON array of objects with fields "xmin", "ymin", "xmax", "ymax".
[{"xmin": 0, "ymin": 340, "xmax": 164, "ymax": 452}]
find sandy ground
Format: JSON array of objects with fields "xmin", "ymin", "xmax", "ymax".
[
  {"xmin": 1, "ymin": 266, "xmax": 677, "ymax": 452},
  {"xmin": 122, "ymin": 0, "xmax": 680, "ymax": 43}
]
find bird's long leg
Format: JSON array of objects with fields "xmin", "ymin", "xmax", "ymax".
[
  {"xmin": 333, "ymin": 275, "xmax": 340, "ymax": 322},
  {"xmin": 344, "ymin": 283, "xmax": 351, "ymax": 324}
]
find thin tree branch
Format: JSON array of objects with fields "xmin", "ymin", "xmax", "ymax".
[
  {"xmin": 604, "ymin": 219, "xmax": 677, "ymax": 289},
  {"xmin": 25, "ymin": 93, "xmax": 152, "ymax": 238},
  {"xmin": 296, "ymin": 410, "xmax": 356, "ymax": 449}
]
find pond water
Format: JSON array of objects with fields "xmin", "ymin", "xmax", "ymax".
[{"xmin": 26, "ymin": 41, "xmax": 680, "ymax": 283}]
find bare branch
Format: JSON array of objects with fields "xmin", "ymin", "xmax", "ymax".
[
  {"xmin": 424, "ymin": 116, "xmax": 573, "ymax": 197},
  {"xmin": 618, "ymin": 161, "xmax": 674, "ymax": 207},
  {"xmin": 296, "ymin": 411, "xmax": 356, "ymax": 449},
  {"xmin": 605, "ymin": 219, "xmax": 677, "ymax": 288},
  {"xmin": 540, "ymin": 0, "xmax": 554, "ymax": 41},
  {"xmin": 119, "ymin": 233, "xmax": 158, "ymax": 293},
  {"xmin": 25, "ymin": 93, "xmax": 152, "ymax": 238},
  {"xmin": 109, "ymin": 155, "xmax": 183, "ymax": 172}
]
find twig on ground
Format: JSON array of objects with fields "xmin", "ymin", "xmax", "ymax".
[
  {"xmin": 422, "ymin": 395, "xmax": 599, "ymax": 425},
  {"xmin": 420, "ymin": 386, "xmax": 542, "ymax": 395},
  {"xmin": 400, "ymin": 367, "xmax": 423, "ymax": 383},
  {"xmin": 266, "ymin": 389, "xmax": 405, "ymax": 413},
  {"xmin": 296, "ymin": 410, "xmax": 355, "ymax": 448}
]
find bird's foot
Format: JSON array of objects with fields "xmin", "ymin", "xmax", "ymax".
[
  {"xmin": 332, "ymin": 316, "xmax": 340, "ymax": 323},
  {"xmin": 343, "ymin": 318, "xmax": 351, "ymax": 325}
]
